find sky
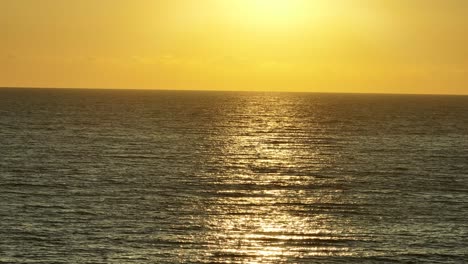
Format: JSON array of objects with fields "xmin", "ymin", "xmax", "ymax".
[{"xmin": 1, "ymin": 0, "xmax": 468, "ymax": 94}]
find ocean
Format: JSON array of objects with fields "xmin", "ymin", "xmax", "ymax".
[{"xmin": 0, "ymin": 88, "xmax": 467, "ymax": 263}]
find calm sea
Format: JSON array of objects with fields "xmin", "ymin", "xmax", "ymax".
[{"xmin": 0, "ymin": 88, "xmax": 467, "ymax": 263}]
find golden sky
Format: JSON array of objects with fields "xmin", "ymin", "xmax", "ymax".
[{"xmin": 1, "ymin": 0, "xmax": 468, "ymax": 94}]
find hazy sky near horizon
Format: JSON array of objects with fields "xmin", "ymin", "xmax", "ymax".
[{"xmin": 1, "ymin": 0, "xmax": 468, "ymax": 94}]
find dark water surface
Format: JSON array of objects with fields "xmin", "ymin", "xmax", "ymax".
[{"xmin": 1, "ymin": 88, "xmax": 467, "ymax": 263}]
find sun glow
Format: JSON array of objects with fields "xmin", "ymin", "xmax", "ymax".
[
  {"xmin": 4, "ymin": 1, "xmax": 468, "ymax": 94},
  {"xmin": 224, "ymin": 0, "xmax": 326, "ymax": 30}
]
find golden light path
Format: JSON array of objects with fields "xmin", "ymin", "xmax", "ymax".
[{"xmin": 200, "ymin": 96, "xmax": 353, "ymax": 263}]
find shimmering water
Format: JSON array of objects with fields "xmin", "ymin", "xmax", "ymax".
[{"xmin": 0, "ymin": 88, "xmax": 467, "ymax": 263}]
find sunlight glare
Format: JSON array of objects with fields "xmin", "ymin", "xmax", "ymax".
[{"xmin": 224, "ymin": 0, "xmax": 326, "ymax": 30}]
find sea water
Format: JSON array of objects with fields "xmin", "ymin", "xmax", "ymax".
[{"xmin": 0, "ymin": 88, "xmax": 467, "ymax": 263}]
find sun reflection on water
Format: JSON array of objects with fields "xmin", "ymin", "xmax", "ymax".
[{"xmin": 202, "ymin": 95, "xmax": 352, "ymax": 263}]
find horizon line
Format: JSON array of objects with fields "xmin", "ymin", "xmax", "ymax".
[{"xmin": 1, "ymin": 86, "xmax": 468, "ymax": 97}]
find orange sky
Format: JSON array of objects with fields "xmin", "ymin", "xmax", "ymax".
[{"xmin": 1, "ymin": 0, "xmax": 468, "ymax": 94}]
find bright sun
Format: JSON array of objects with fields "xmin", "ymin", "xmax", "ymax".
[
  {"xmin": 249, "ymin": 0, "xmax": 304, "ymax": 19},
  {"xmin": 224, "ymin": 0, "xmax": 319, "ymax": 29}
]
